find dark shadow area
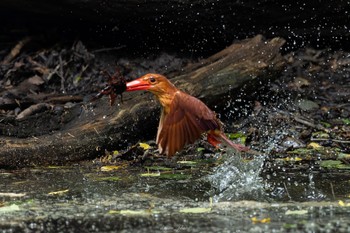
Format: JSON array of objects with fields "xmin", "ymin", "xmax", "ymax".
[{"xmin": 0, "ymin": 0, "xmax": 349, "ymax": 56}]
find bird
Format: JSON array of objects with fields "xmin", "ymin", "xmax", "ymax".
[{"xmin": 126, "ymin": 73, "xmax": 249, "ymax": 157}]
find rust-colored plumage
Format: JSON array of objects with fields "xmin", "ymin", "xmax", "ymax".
[{"xmin": 126, "ymin": 73, "xmax": 248, "ymax": 157}]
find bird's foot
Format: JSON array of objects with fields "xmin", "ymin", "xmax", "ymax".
[{"xmin": 231, "ymin": 143, "xmax": 250, "ymax": 152}]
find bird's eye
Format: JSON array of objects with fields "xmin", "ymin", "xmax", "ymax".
[{"xmin": 149, "ymin": 76, "xmax": 156, "ymax": 83}]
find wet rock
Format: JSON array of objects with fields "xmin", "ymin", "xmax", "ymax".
[
  {"xmin": 295, "ymin": 99, "xmax": 319, "ymax": 111},
  {"xmin": 281, "ymin": 136, "xmax": 306, "ymax": 149}
]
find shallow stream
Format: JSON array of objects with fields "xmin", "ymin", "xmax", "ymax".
[{"xmin": 1, "ymin": 153, "xmax": 350, "ymax": 232}]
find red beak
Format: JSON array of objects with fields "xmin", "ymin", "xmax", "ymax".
[{"xmin": 126, "ymin": 78, "xmax": 150, "ymax": 91}]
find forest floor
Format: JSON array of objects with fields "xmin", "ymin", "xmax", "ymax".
[
  {"xmin": 0, "ymin": 38, "xmax": 349, "ymax": 166},
  {"xmin": 1, "ymin": 37, "xmax": 350, "ymax": 232}
]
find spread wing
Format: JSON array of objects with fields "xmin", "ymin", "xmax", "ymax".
[{"xmin": 157, "ymin": 91, "xmax": 220, "ymax": 157}]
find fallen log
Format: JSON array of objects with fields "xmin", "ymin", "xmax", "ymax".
[{"xmin": 0, "ymin": 35, "xmax": 285, "ymax": 168}]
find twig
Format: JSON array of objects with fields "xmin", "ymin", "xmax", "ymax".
[
  {"xmin": 45, "ymin": 95, "xmax": 83, "ymax": 104},
  {"xmin": 293, "ymin": 116, "xmax": 329, "ymax": 132},
  {"xmin": 0, "ymin": 192, "xmax": 26, "ymax": 197},
  {"xmin": 47, "ymin": 64, "xmax": 61, "ymax": 81},
  {"xmin": 330, "ymin": 182, "xmax": 335, "ymax": 200},
  {"xmin": 27, "ymin": 57, "xmax": 51, "ymax": 75},
  {"xmin": 330, "ymin": 139, "xmax": 350, "ymax": 144},
  {"xmin": 16, "ymin": 103, "xmax": 52, "ymax": 120},
  {"xmin": 59, "ymin": 54, "xmax": 66, "ymax": 93},
  {"xmin": 94, "ymin": 127, "xmax": 100, "ymax": 135},
  {"xmin": 283, "ymin": 182, "xmax": 292, "ymax": 200},
  {"xmin": 92, "ymin": 45, "xmax": 126, "ymax": 53},
  {"xmin": 1, "ymin": 37, "xmax": 31, "ymax": 64},
  {"xmin": 311, "ymin": 138, "xmax": 350, "ymax": 144}
]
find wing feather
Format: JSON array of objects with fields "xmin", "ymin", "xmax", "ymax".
[
  {"xmin": 169, "ymin": 120, "xmax": 177, "ymax": 156},
  {"xmin": 157, "ymin": 91, "xmax": 220, "ymax": 157},
  {"xmin": 174, "ymin": 118, "xmax": 184, "ymax": 152}
]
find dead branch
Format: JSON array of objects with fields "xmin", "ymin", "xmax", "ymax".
[{"xmin": 1, "ymin": 37, "xmax": 31, "ymax": 64}]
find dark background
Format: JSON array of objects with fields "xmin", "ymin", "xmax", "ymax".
[{"xmin": 0, "ymin": 0, "xmax": 349, "ymax": 56}]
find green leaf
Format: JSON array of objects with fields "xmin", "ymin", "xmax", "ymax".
[
  {"xmin": 296, "ymin": 99, "xmax": 319, "ymax": 111},
  {"xmin": 227, "ymin": 132, "xmax": 245, "ymax": 139},
  {"xmin": 320, "ymin": 160, "xmax": 350, "ymax": 169},
  {"xmin": 0, "ymin": 204, "xmax": 20, "ymax": 213},
  {"xmin": 177, "ymin": 161, "xmax": 198, "ymax": 165},
  {"xmin": 139, "ymin": 143, "xmax": 151, "ymax": 150},
  {"xmin": 100, "ymin": 165, "xmax": 126, "ymax": 172},
  {"xmin": 179, "ymin": 207, "xmax": 211, "ymax": 213},
  {"xmin": 141, "ymin": 170, "xmax": 191, "ymax": 180},
  {"xmin": 140, "ymin": 172, "xmax": 160, "ymax": 177},
  {"xmin": 285, "ymin": 209, "xmax": 308, "ymax": 215},
  {"xmin": 96, "ymin": 176, "xmax": 121, "ymax": 181},
  {"xmin": 158, "ymin": 173, "xmax": 191, "ymax": 180},
  {"xmin": 311, "ymin": 131, "xmax": 330, "ymax": 139},
  {"xmin": 227, "ymin": 132, "xmax": 247, "ymax": 144},
  {"xmin": 197, "ymin": 147, "xmax": 205, "ymax": 152},
  {"xmin": 48, "ymin": 189, "xmax": 69, "ymax": 195},
  {"xmin": 320, "ymin": 160, "xmax": 342, "ymax": 168},
  {"xmin": 144, "ymin": 166, "xmax": 172, "ymax": 171},
  {"xmin": 283, "ymin": 223, "xmax": 298, "ymax": 229},
  {"xmin": 337, "ymin": 153, "xmax": 350, "ymax": 160},
  {"xmin": 73, "ymin": 76, "xmax": 82, "ymax": 85},
  {"xmin": 109, "ymin": 209, "xmax": 159, "ymax": 215},
  {"xmin": 287, "ymin": 148, "xmax": 313, "ymax": 155},
  {"xmin": 320, "ymin": 121, "xmax": 331, "ymax": 128},
  {"xmin": 342, "ymin": 118, "xmax": 350, "ymax": 125}
]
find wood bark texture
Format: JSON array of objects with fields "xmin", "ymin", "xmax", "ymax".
[{"xmin": 0, "ymin": 35, "xmax": 285, "ymax": 168}]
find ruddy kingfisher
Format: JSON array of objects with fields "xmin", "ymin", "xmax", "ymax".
[{"xmin": 126, "ymin": 73, "xmax": 249, "ymax": 157}]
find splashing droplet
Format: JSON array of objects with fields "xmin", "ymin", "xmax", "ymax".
[{"xmin": 207, "ymin": 151, "xmax": 266, "ymax": 202}]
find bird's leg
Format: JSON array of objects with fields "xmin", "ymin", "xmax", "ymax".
[
  {"xmin": 219, "ymin": 132, "xmax": 249, "ymax": 152},
  {"xmin": 208, "ymin": 130, "xmax": 249, "ymax": 152}
]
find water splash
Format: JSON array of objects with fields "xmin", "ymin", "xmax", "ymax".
[
  {"xmin": 207, "ymin": 151, "xmax": 267, "ymax": 202},
  {"xmin": 304, "ymin": 172, "xmax": 327, "ymax": 200}
]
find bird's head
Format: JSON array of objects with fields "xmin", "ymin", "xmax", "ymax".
[{"xmin": 126, "ymin": 73, "xmax": 176, "ymax": 96}]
